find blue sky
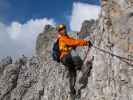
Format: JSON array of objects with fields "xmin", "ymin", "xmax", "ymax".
[
  {"xmin": 1, "ymin": 0, "xmax": 100, "ymax": 24},
  {"xmin": 0, "ymin": 0, "xmax": 100, "ymax": 57}
]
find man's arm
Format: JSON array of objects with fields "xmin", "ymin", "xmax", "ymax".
[{"xmin": 62, "ymin": 36, "xmax": 90, "ymax": 47}]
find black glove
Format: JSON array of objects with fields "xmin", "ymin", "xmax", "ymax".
[
  {"xmin": 72, "ymin": 46, "xmax": 77, "ymax": 50},
  {"xmin": 88, "ymin": 41, "xmax": 93, "ymax": 48}
]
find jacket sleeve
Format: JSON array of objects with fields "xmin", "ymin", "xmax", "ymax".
[{"xmin": 62, "ymin": 36, "xmax": 89, "ymax": 47}]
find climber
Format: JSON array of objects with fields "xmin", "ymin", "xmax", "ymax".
[{"xmin": 56, "ymin": 24, "xmax": 93, "ymax": 97}]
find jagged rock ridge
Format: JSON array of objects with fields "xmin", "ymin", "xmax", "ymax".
[{"xmin": 0, "ymin": 0, "xmax": 133, "ymax": 100}]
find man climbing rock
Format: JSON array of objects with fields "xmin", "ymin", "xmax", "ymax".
[{"xmin": 56, "ymin": 24, "xmax": 93, "ymax": 98}]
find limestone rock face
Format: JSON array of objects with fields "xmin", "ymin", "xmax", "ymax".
[
  {"xmin": 0, "ymin": 0, "xmax": 133, "ymax": 100},
  {"xmin": 0, "ymin": 56, "xmax": 42, "ymax": 100},
  {"xmin": 85, "ymin": 0, "xmax": 133, "ymax": 100},
  {"xmin": 76, "ymin": 20, "xmax": 97, "ymax": 39},
  {"xmin": 80, "ymin": 20, "xmax": 96, "ymax": 34}
]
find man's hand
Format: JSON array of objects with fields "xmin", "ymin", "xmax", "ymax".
[{"xmin": 88, "ymin": 41, "xmax": 93, "ymax": 48}]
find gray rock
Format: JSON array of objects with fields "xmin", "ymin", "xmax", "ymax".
[
  {"xmin": 78, "ymin": 19, "xmax": 97, "ymax": 39},
  {"xmin": 0, "ymin": 56, "xmax": 12, "ymax": 66},
  {"xmin": 0, "ymin": 56, "xmax": 13, "ymax": 78},
  {"xmin": 0, "ymin": 0, "xmax": 133, "ymax": 100}
]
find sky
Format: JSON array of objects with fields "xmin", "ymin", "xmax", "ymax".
[{"xmin": 0, "ymin": 0, "xmax": 101, "ymax": 57}]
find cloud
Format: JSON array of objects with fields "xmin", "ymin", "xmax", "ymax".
[
  {"xmin": 70, "ymin": 2, "xmax": 101, "ymax": 31},
  {"xmin": 0, "ymin": 18, "xmax": 55, "ymax": 57}
]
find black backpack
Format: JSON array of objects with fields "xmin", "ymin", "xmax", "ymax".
[{"xmin": 52, "ymin": 38, "xmax": 60, "ymax": 62}]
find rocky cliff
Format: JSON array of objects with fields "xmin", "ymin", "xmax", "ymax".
[
  {"xmin": 90, "ymin": 0, "xmax": 133, "ymax": 99},
  {"xmin": 0, "ymin": 0, "xmax": 133, "ymax": 100}
]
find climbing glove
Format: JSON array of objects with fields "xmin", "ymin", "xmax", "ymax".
[{"xmin": 88, "ymin": 41, "xmax": 93, "ymax": 48}]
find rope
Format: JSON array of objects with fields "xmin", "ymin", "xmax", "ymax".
[
  {"xmin": 83, "ymin": 46, "xmax": 90, "ymax": 63},
  {"xmin": 82, "ymin": 26, "xmax": 93, "ymax": 63},
  {"xmin": 93, "ymin": 45, "xmax": 133, "ymax": 66},
  {"xmin": 77, "ymin": 25, "xmax": 133, "ymax": 66},
  {"xmin": 93, "ymin": 46, "xmax": 133, "ymax": 62}
]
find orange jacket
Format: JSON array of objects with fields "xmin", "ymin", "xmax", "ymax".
[{"xmin": 58, "ymin": 34, "xmax": 89, "ymax": 59}]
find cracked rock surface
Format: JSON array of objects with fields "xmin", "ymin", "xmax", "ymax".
[{"xmin": 0, "ymin": 0, "xmax": 133, "ymax": 100}]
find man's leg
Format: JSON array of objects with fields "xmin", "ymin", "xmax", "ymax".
[
  {"xmin": 68, "ymin": 67, "xmax": 76, "ymax": 95},
  {"xmin": 77, "ymin": 59, "xmax": 93, "ymax": 97},
  {"xmin": 71, "ymin": 55, "xmax": 84, "ymax": 98},
  {"xmin": 72, "ymin": 56, "xmax": 83, "ymax": 70},
  {"xmin": 70, "ymin": 49, "xmax": 83, "ymax": 70},
  {"xmin": 80, "ymin": 58, "xmax": 93, "ymax": 84},
  {"xmin": 61, "ymin": 53, "xmax": 77, "ymax": 97}
]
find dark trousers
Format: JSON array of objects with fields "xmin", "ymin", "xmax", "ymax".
[{"xmin": 61, "ymin": 51, "xmax": 83, "ymax": 95}]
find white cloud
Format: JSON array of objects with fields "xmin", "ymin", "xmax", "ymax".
[
  {"xmin": 70, "ymin": 2, "xmax": 101, "ymax": 31},
  {"xmin": 0, "ymin": 18, "xmax": 55, "ymax": 57}
]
